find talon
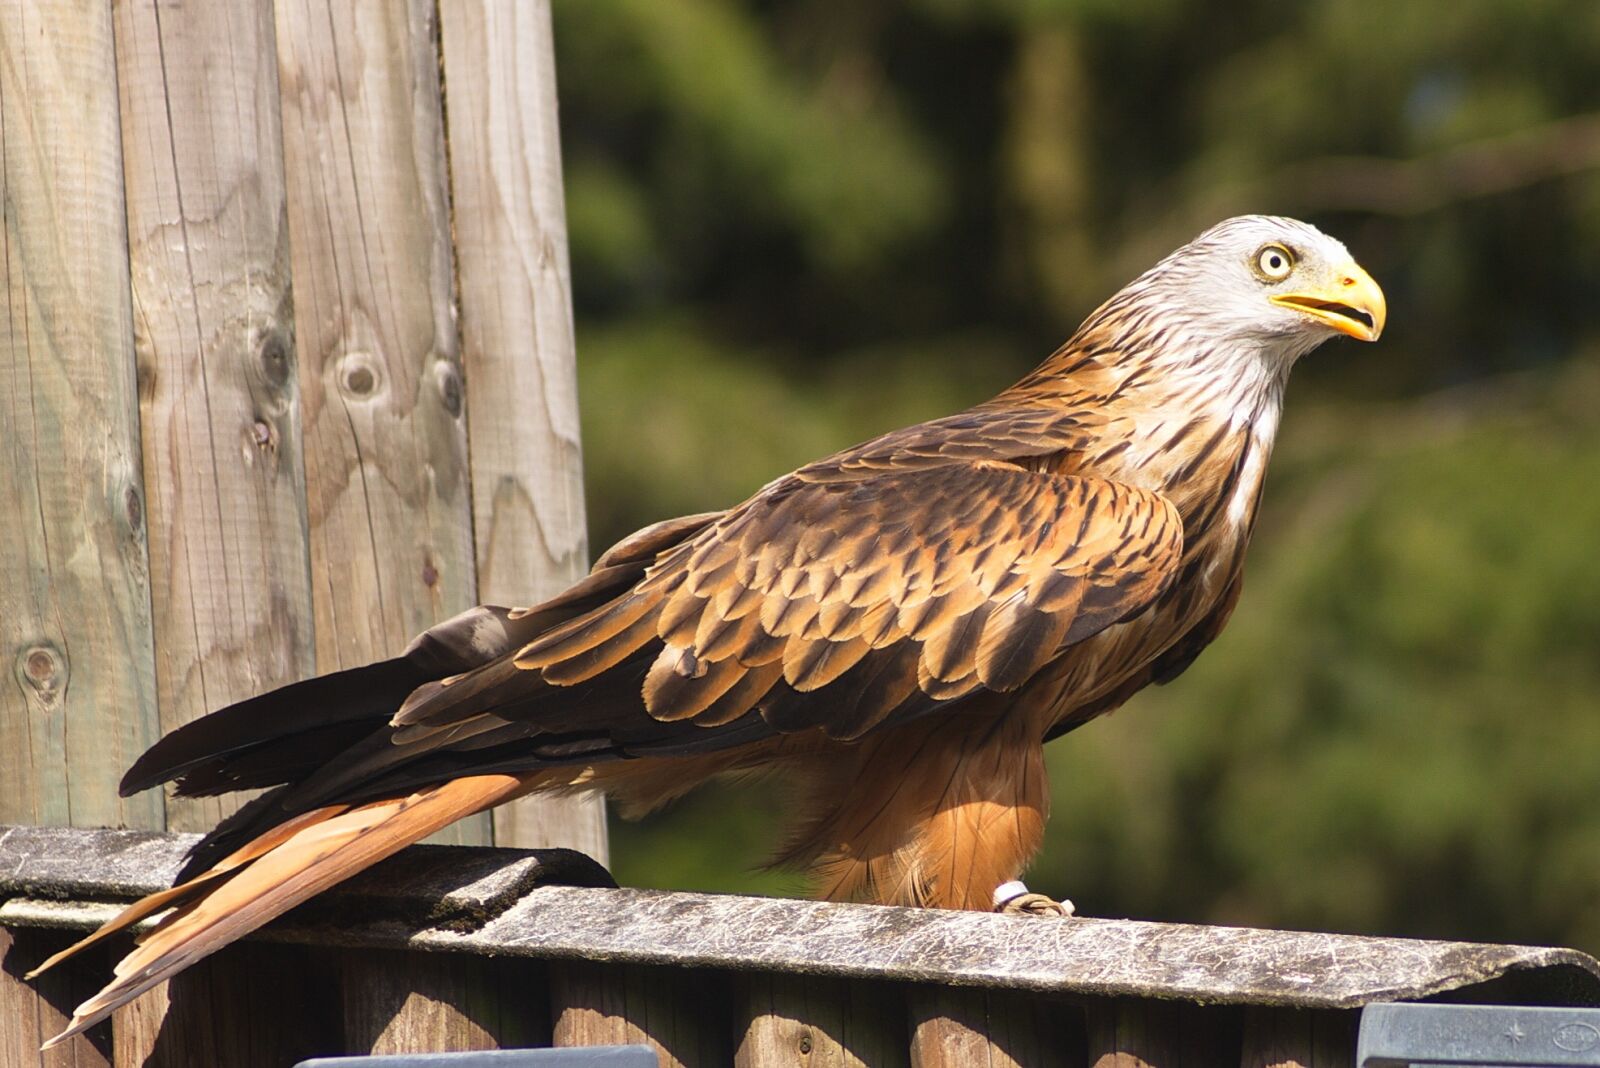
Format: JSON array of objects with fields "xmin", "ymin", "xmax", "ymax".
[
  {"xmin": 1003, "ymin": 892, "xmax": 1073, "ymax": 917},
  {"xmin": 992, "ymin": 880, "xmax": 1074, "ymax": 917}
]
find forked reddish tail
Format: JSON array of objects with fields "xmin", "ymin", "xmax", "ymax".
[{"xmin": 36, "ymin": 773, "xmax": 529, "ymax": 1049}]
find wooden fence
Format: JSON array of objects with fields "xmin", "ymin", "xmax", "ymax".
[
  {"xmin": 1, "ymin": 0, "xmax": 605, "ymax": 1059},
  {"xmin": 4, "ymin": 825, "xmax": 1600, "ymax": 1066},
  {"xmin": 0, "ymin": 0, "xmax": 604, "ymax": 863}
]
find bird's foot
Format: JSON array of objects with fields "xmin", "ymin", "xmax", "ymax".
[{"xmin": 992, "ymin": 880, "xmax": 1074, "ymax": 917}]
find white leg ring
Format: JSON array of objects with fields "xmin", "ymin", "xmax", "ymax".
[
  {"xmin": 992, "ymin": 881, "xmax": 1032, "ymax": 910},
  {"xmin": 992, "ymin": 880, "xmax": 1075, "ymax": 917}
]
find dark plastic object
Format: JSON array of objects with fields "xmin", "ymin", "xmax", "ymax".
[
  {"xmin": 294, "ymin": 1047, "xmax": 658, "ymax": 1068},
  {"xmin": 1359, "ymin": 1002, "xmax": 1600, "ymax": 1066}
]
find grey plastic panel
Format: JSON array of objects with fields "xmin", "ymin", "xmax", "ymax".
[{"xmin": 1359, "ymin": 1002, "xmax": 1600, "ymax": 1067}]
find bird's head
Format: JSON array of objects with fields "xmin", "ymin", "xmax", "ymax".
[{"xmin": 1110, "ymin": 215, "xmax": 1386, "ymax": 371}]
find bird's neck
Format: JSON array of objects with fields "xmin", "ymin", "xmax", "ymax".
[
  {"xmin": 1106, "ymin": 360, "xmax": 1285, "ymax": 521},
  {"xmin": 1012, "ymin": 327, "xmax": 1293, "ymax": 526}
]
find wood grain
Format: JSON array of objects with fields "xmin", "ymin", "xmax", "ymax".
[
  {"xmin": 340, "ymin": 949, "xmax": 549, "ymax": 1055},
  {"xmin": 0, "ymin": 926, "xmax": 111, "ymax": 1068},
  {"xmin": 1238, "ymin": 1008, "xmax": 1354, "ymax": 1068},
  {"xmin": 0, "ymin": 0, "xmax": 162, "ymax": 834},
  {"xmin": 909, "ymin": 986, "xmax": 1083, "ymax": 1068},
  {"xmin": 113, "ymin": 0, "xmax": 315, "ymax": 835},
  {"xmin": 111, "ymin": 942, "xmax": 337, "ymax": 1067},
  {"xmin": 1085, "ymin": 999, "xmax": 1239, "ymax": 1068},
  {"xmin": 737, "ymin": 974, "xmax": 906, "ymax": 1067},
  {"xmin": 551, "ymin": 960, "xmax": 730, "ymax": 1068},
  {"xmin": 438, "ymin": 0, "xmax": 608, "ymax": 862},
  {"xmin": 273, "ymin": 0, "xmax": 486, "ymax": 845}
]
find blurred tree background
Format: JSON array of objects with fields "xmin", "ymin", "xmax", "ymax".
[{"xmin": 549, "ymin": 0, "xmax": 1600, "ymax": 951}]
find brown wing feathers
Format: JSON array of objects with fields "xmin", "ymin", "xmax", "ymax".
[
  {"xmin": 117, "ymin": 511, "xmax": 727, "ymax": 809},
  {"xmin": 171, "ymin": 463, "xmax": 1179, "ymax": 850}
]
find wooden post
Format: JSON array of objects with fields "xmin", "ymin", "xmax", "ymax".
[
  {"xmin": 0, "ymin": 4, "xmax": 159, "ymax": 1064},
  {"xmin": 551, "ymin": 960, "xmax": 731, "ymax": 1067},
  {"xmin": 273, "ymin": 0, "xmax": 487, "ymax": 847},
  {"xmin": 437, "ymin": 0, "xmax": 608, "ymax": 859},
  {"xmin": 909, "ymin": 986, "xmax": 1084, "ymax": 1068},
  {"xmin": 736, "ymin": 973, "xmax": 906, "ymax": 1067},
  {"xmin": 113, "ymin": 0, "xmax": 315, "ymax": 836},
  {"xmin": 0, "ymin": 0, "xmax": 162, "ymax": 838}
]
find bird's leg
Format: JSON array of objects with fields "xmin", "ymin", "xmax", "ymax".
[
  {"xmin": 992, "ymin": 879, "xmax": 1074, "ymax": 917},
  {"xmin": 793, "ymin": 715, "xmax": 1069, "ymax": 912},
  {"xmin": 897, "ymin": 716, "xmax": 1066, "ymax": 912}
]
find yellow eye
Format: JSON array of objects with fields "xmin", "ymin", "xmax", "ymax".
[{"xmin": 1255, "ymin": 244, "xmax": 1294, "ymax": 280}]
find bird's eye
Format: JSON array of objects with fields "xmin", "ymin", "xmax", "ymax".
[{"xmin": 1254, "ymin": 244, "xmax": 1294, "ymax": 280}]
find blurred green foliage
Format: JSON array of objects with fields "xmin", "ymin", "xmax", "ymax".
[{"xmin": 552, "ymin": 0, "xmax": 1600, "ymax": 949}]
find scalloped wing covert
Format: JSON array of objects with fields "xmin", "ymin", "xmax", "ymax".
[{"xmin": 394, "ymin": 463, "xmax": 1182, "ymax": 746}]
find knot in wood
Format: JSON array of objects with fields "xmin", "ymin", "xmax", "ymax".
[
  {"xmin": 258, "ymin": 330, "xmax": 292, "ymax": 387},
  {"xmin": 433, "ymin": 359, "xmax": 463, "ymax": 417},
  {"xmin": 124, "ymin": 487, "xmax": 143, "ymax": 533},
  {"xmin": 19, "ymin": 644, "xmax": 64, "ymax": 696},
  {"xmin": 337, "ymin": 352, "xmax": 381, "ymax": 400}
]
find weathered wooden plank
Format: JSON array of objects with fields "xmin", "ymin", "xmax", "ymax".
[
  {"xmin": 1085, "ymin": 999, "xmax": 1238, "ymax": 1068},
  {"xmin": 0, "ymin": 826, "xmax": 615, "ymax": 919},
  {"xmin": 736, "ymin": 973, "xmax": 905, "ymax": 1067},
  {"xmin": 909, "ymin": 986, "xmax": 1082, "ymax": 1068},
  {"xmin": 5, "ymin": 826, "xmax": 1600, "ymax": 1013},
  {"xmin": 112, "ymin": 0, "xmax": 315, "ymax": 836},
  {"xmin": 551, "ymin": 960, "xmax": 730, "ymax": 1068},
  {"xmin": 273, "ymin": 0, "xmax": 485, "ymax": 846},
  {"xmin": 440, "ymin": 890, "xmax": 1600, "ymax": 1012},
  {"xmin": 111, "ymin": 942, "xmax": 337, "ymax": 1067},
  {"xmin": 1238, "ymin": 1007, "xmax": 1353, "ymax": 1068},
  {"xmin": 437, "ymin": 0, "xmax": 607, "ymax": 861},
  {"xmin": 0, "ymin": 9, "xmax": 160, "ymax": 1062},
  {"xmin": 0, "ymin": 926, "xmax": 111, "ymax": 1068},
  {"xmin": 340, "ymin": 949, "xmax": 548, "ymax": 1054},
  {"xmin": 0, "ymin": 0, "xmax": 162, "ymax": 834}
]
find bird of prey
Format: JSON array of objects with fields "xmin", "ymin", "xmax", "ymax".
[{"xmin": 37, "ymin": 215, "xmax": 1383, "ymax": 1045}]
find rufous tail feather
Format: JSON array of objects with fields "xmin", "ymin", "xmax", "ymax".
[{"xmin": 37, "ymin": 774, "xmax": 527, "ymax": 1049}]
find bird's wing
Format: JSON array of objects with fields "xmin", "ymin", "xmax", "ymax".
[
  {"xmin": 799, "ymin": 405, "xmax": 1102, "ymax": 478},
  {"xmin": 398, "ymin": 461, "xmax": 1184, "ymax": 745},
  {"xmin": 118, "ymin": 509, "xmax": 729, "ymax": 800}
]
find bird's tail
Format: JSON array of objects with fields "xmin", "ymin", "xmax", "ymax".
[{"xmin": 33, "ymin": 772, "xmax": 530, "ymax": 1048}]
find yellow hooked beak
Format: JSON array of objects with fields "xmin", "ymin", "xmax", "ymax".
[{"xmin": 1270, "ymin": 262, "xmax": 1386, "ymax": 342}]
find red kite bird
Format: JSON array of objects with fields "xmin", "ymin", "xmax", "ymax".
[{"xmin": 39, "ymin": 215, "xmax": 1383, "ymax": 1045}]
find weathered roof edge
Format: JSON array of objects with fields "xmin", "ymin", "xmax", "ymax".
[{"xmin": 3, "ymin": 824, "xmax": 1596, "ymax": 1011}]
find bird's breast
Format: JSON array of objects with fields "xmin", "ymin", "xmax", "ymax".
[{"xmin": 1027, "ymin": 413, "xmax": 1277, "ymax": 732}]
